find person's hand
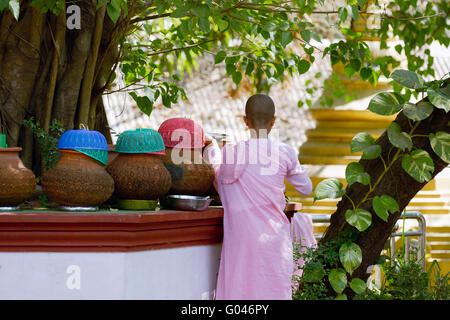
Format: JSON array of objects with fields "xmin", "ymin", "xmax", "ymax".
[{"xmin": 204, "ymin": 134, "xmax": 215, "ymax": 147}]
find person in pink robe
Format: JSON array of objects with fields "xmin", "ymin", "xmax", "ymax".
[{"xmin": 203, "ymin": 94, "xmax": 313, "ymax": 300}]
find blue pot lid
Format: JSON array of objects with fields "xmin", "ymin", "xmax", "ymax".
[{"xmin": 58, "ymin": 129, "xmax": 108, "ymax": 151}]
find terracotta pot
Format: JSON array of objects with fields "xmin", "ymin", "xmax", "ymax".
[
  {"xmin": 161, "ymin": 148, "xmax": 215, "ymax": 196},
  {"xmin": 106, "ymin": 153, "xmax": 172, "ymax": 200},
  {"xmin": 0, "ymin": 148, "xmax": 36, "ymax": 207},
  {"xmin": 41, "ymin": 150, "xmax": 114, "ymax": 207}
]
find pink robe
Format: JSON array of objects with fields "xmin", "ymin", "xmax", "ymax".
[{"xmin": 204, "ymin": 138, "xmax": 312, "ymax": 300}]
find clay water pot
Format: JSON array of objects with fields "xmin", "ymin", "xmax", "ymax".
[
  {"xmin": 161, "ymin": 147, "xmax": 215, "ymax": 196},
  {"xmin": 41, "ymin": 150, "xmax": 114, "ymax": 207},
  {"xmin": 0, "ymin": 148, "xmax": 36, "ymax": 207},
  {"xmin": 106, "ymin": 153, "xmax": 172, "ymax": 200}
]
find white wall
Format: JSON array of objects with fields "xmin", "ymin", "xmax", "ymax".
[{"xmin": 0, "ymin": 244, "xmax": 222, "ymax": 300}]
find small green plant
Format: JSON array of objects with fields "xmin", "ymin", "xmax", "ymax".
[
  {"xmin": 294, "ymin": 243, "xmax": 449, "ymax": 300},
  {"xmin": 22, "ymin": 117, "xmax": 65, "ymax": 170},
  {"xmin": 354, "ymin": 251, "xmax": 449, "ymax": 300},
  {"xmin": 38, "ymin": 194, "xmax": 49, "ymax": 208},
  {"xmin": 292, "ymin": 229, "xmax": 362, "ymax": 300}
]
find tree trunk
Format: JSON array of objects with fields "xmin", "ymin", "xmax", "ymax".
[
  {"xmin": 0, "ymin": 1, "xmax": 121, "ymax": 176},
  {"xmin": 320, "ymin": 84, "xmax": 450, "ymax": 294}
]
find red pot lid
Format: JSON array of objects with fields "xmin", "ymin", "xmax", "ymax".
[{"xmin": 158, "ymin": 118, "xmax": 205, "ymax": 149}]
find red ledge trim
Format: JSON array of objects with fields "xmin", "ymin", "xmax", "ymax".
[{"xmin": 0, "ymin": 208, "xmax": 224, "ymax": 252}]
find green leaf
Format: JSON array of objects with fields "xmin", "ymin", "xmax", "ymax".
[
  {"xmin": 390, "ymin": 69, "xmax": 425, "ymax": 89},
  {"xmin": 302, "ymin": 261, "xmax": 325, "ymax": 283},
  {"xmin": 129, "ymin": 92, "xmax": 154, "ymax": 116},
  {"xmin": 198, "ymin": 17, "xmax": 210, "ymax": 33},
  {"xmin": 345, "ymin": 208, "xmax": 372, "ymax": 232},
  {"xmin": 429, "ymin": 131, "xmax": 450, "ymax": 163},
  {"xmin": 350, "ymin": 59, "xmax": 361, "ymax": 72},
  {"xmin": 427, "ymin": 88, "xmax": 450, "ymax": 112},
  {"xmin": 345, "ymin": 162, "xmax": 370, "ymax": 186},
  {"xmin": 403, "ymin": 102, "xmax": 434, "ymax": 121},
  {"xmin": 232, "ymin": 71, "xmax": 242, "ymax": 85},
  {"xmin": 387, "ymin": 122, "xmax": 413, "ymax": 150},
  {"xmin": 8, "ymin": 0, "xmax": 19, "ymax": 20},
  {"xmin": 314, "ymin": 178, "xmax": 345, "ymax": 201},
  {"xmin": 401, "ymin": 149, "xmax": 435, "ymax": 183},
  {"xmin": 107, "ymin": 0, "xmax": 121, "ymax": 24},
  {"xmin": 191, "ymin": 4, "xmax": 210, "ymax": 18},
  {"xmin": 372, "ymin": 195, "xmax": 399, "ymax": 222},
  {"xmin": 0, "ymin": 0, "xmax": 10, "ymax": 10},
  {"xmin": 339, "ymin": 242, "xmax": 362, "ymax": 275},
  {"xmin": 338, "ymin": 7, "xmax": 348, "ymax": 22},
  {"xmin": 349, "ymin": 278, "xmax": 367, "ymax": 294},
  {"xmin": 263, "ymin": 21, "xmax": 279, "ymax": 32},
  {"xmin": 344, "ymin": 64, "xmax": 356, "ymax": 78},
  {"xmin": 215, "ymin": 17, "xmax": 229, "ymax": 31},
  {"xmin": 368, "ymin": 92, "xmax": 404, "ymax": 116},
  {"xmin": 214, "ymin": 51, "xmax": 226, "ymax": 64},
  {"xmin": 245, "ymin": 61, "xmax": 254, "ymax": 75},
  {"xmin": 281, "ymin": 31, "xmax": 294, "ymax": 47},
  {"xmin": 360, "ymin": 67, "xmax": 372, "ymax": 81},
  {"xmin": 297, "ymin": 59, "xmax": 310, "ymax": 74},
  {"xmin": 351, "ymin": 5, "xmax": 359, "ymax": 20},
  {"xmin": 300, "ymin": 29, "xmax": 311, "ymax": 43},
  {"xmin": 350, "ymin": 132, "xmax": 382, "ymax": 160},
  {"xmin": 328, "ymin": 268, "xmax": 347, "ymax": 294}
]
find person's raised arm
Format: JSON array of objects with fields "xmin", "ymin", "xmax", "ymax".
[
  {"xmin": 203, "ymin": 136, "xmax": 222, "ymax": 191},
  {"xmin": 285, "ymin": 147, "xmax": 313, "ymax": 196}
]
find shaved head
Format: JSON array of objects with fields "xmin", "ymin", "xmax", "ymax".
[{"xmin": 245, "ymin": 94, "xmax": 275, "ymax": 128}]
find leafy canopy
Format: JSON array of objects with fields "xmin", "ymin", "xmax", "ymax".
[{"xmin": 3, "ymin": 0, "xmax": 448, "ymax": 116}]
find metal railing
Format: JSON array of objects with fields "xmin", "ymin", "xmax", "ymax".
[{"xmin": 308, "ymin": 211, "xmax": 427, "ymax": 270}]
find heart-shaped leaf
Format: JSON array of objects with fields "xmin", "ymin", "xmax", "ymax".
[
  {"xmin": 350, "ymin": 132, "xmax": 382, "ymax": 160},
  {"xmin": 390, "ymin": 69, "xmax": 425, "ymax": 89},
  {"xmin": 372, "ymin": 195, "xmax": 400, "ymax": 222},
  {"xmin": 345, "ymin": 208, "xmax": 372, "ymax": 232},
  {"xmin": 429, "ymin": 131, "xmax": 450, "ymax": 163},
  {"xmin": 427, "ymin": 88, "xmax": 450, "ymax": 112},
  {"xmin": 387, "ymin": 122, "xmax": 413, "ymax": 150},
  {"xmin": 314, "ymin": 178, "xmax": 345, "ymax": 201},
  {"xmin": 349, "ymin": 278, "xmax": 367, "ymax": 294},
  {"xmin": 401, "ymin": 149, "xmax": 435, "ymax": 183},
  {"xmin": 345, "ymin": 162, "xmax": 371, "ymax": 186},
  {"xmin": 368, "ymin": 92, "xmax": 404, "ymax": 116},
  {"xmin": 339, "ymin": 242, "xmax": 362, "ymax": 275},
  {"xmin": 302, "ymin": 261, "xmax": 325, "ymax": 283},
  {"xmin": 328, "ymin": 268, "xmax": 347, "ymax": 294},
  {"xmin": 403, "ymin": 102, "xmax": 434, "ymax": 121}
]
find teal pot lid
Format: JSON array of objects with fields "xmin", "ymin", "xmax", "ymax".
[{"xmin": 114, "ymin": 129, "xmax": 166, "ymax": 154}]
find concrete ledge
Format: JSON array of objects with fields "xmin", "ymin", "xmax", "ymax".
[{"xmin": 0, "ymin": 208, "xmax": 224, "ymax": 252}]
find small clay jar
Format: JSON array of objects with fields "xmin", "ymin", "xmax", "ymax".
[
  {"xmin": 106, "ymin": 153, "xmax": 172, "ymax": 200},
  {"xmin": 0, "ymin": 148, "xmax": 36, "ymax": 207},
  {"xmin": 41, "ymin": 150, "xmax": 114, "ymax": 207},
  {"xmin": 161, "ymin": 147, "xmax": 215, "ymax": 196}
]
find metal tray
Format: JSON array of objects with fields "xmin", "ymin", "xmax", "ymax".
[{"xmin": 160, "ymin": 195, "xmax": 212, "ymax": 211}]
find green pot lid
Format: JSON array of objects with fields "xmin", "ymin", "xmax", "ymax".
[
  {"xmin": 0, "ymin": 134, "xmax": 7, "ymax": 148},
  {"xmin": 74, "ymin": 148, "xmax": 108, "ymax": 166},
  {"xmin": 115, "ymin": 129, "xmax": 166, "ymax": 154},
  {"xmin": 117, "ymin": 199, "xmax": 158, "ymax": 210}
]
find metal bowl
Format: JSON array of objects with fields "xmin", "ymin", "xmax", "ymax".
[{"xmin": 160, "ymin": 195, "xmax": 212, "ymax": 211}]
